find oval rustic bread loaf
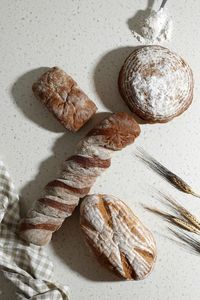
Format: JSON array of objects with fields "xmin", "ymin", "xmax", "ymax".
[
  {"xmin": 80, "ymin": 194, "xmax": 157, "ymax": 280},
  {"xmin": 118, "ymin": 45, "xmax": 194, "ymax": 123}
]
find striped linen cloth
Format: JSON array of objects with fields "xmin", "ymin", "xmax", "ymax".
[{"xmin": 0, "ymin": 161, "xmax": 69, "ymax": 299}]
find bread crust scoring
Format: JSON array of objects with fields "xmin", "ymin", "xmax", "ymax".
[
  {"xmin": 119, "ymin": 45, "xmax": 193, "ymax": 123},
  {"xmin": 80, "ymin": 194, "xmax": 157, "ymax": 280},
  {"xmin": 32, "ymin": 67, "xmax": 97, "ymax": 131},
  {"xmin": 19, "ymin": 113, "xmax": 141, "ymax": 246}
]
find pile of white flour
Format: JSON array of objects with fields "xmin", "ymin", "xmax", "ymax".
[{"xmin": 132, "ymin": 8, "xmax": 173, "ymax": 43}]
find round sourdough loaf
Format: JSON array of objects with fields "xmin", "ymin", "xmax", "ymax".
[
  {"xmin": 118, "ymin": 45, "xmax": 193, "ymax": 123},
  {"xmin": 80, "ymin": 194, "xmax": 157, "ymax": 280}
]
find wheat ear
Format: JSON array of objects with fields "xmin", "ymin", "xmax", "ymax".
[{"xmin": 136, "ymin": 147, "xmax": 200, "ymax": 199}]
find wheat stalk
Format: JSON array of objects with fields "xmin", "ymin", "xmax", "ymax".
[
  {"xmin": 145, "ymin": 205, "xmax": 200, "ymax": 234},
  {"xmin": 171, "ymin": 217, "xmax": 200, "ymax": 234},
  {"xmin": 136, "ymin": 147, "xmax": 200, "ymax": 198},
  {"xmin": 159, "ymin": 193, "xmax": 200, "ymax": 230},
  {"xmin": 169, "ymin": 228, "xmax": 200, "ymax": 254}
]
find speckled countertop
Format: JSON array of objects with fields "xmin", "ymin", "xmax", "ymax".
[{"xmin": 1, "ymin": 0, "xmax": 200, "ymax": 299}]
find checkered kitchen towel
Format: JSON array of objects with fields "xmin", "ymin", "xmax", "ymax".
[{"xmin": 0, "ymin": 161, "xmax": 69, "ymax": 299}]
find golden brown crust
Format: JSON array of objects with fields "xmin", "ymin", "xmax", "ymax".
[
  {"xmin": 80, "ymin": 194, "xmax": 157, "ymax": 281},
  {"xmin": 32, "ymin": 67, "xmax": 97, "ymax": 131},
  {"xmin": 83, "ymin": 234, "xmax": 122, "ymax": 279},
  {"xmin": 20, "ymin": 222, "xmax": 59, "ymax": 232},
  {"xmin": 68, "ymin": 155, "xmax": 111, "ymax": 169},
  {"xmin": 97, "ymin": 197, "xmax": 112, "ymax": 228},
  {"xmin": 46, "ymin": 180, "xmax": 91, "ymax": 196},
  {"xmin": 38, "ymin": 198, "xmax": 76, "ymax": 213},
  {"xmin": 87, "ymin": 112, "xmax": 141, "ymax": 150},
  {"xmin": 120, "ymin": 252, "xmax": 137, "ymax": 280}
]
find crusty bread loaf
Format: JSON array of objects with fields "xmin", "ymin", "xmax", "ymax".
[
  {"xmin": 32, "ymin": 67, "xmax": 97, "ymax": 131},
  {"xmin": 119, "ymin": 45, "xmax": 193, "ymax": 123},
  {"xmin": 19, "ymin": 113, "xmax": 141, "ymax": 246},
  {"xmin": 80, "ymin": 194, "xmax": 157, "ymax": 280}
]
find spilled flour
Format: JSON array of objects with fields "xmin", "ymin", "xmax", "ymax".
[{"xmin": 132, "ymin": 8, "xmax": 173, "ymax": 43}]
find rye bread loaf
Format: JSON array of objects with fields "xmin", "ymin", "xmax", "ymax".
[{"xmin": 32, "ymin": 67, "xmax": 97, "ymax": 131}]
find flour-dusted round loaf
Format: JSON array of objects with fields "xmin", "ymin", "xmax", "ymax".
[
  {"xmin": 118, "ymin": 45, "xmax": 194, "ymax": 123},
  {"xmin": 80, "ymin": 194, "xmax": 157, "ymax": 280}
]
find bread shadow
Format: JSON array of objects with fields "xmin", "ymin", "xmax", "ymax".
[
  {"xmin": 0, "ymin": 273, "xmax": 18, "ymax": 300},
  {"xmin": 18, "ymin": 131, "xmax": 80, "ymax": 215},
  {"xmin": 127, "ymin": 0, "xmax": 155, "ymax": 37},
  {"xmin": 52, "ymin": 207, "xmax": 119, "ymax": 282},
  {"xmin": 11, "ymin": 67, "xmax": 66, "ymax": 133},
  {"xmin": 18, "ymin": 111, "xmax": 110, "ymax": 215},
  {"xmin": 93, "ymin": 46, "xmax": 146, "ymax": 125}
]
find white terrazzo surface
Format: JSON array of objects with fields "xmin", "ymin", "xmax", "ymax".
[{"xmin": 1, "ymin": 0, "xmax": 200, "ymax": 299}]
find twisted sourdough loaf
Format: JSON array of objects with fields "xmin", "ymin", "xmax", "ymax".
[
  {"xmin": 80, "ymin": 194, "xmax": 157, "ymax": 280},
  {"xmin": 19, "ymin": 113, "xmax": 141, "ymax": 246},
  {"xmin": 33, "ymin": 67, "xmax": 97, "ymax": 132}
]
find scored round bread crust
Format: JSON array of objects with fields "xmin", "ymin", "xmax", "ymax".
[
  {"xmin": 118, "ymin": 45, "xmax": 194, "ymax": 123},
  {"xmin": 80, "ymin": 194, "xmax": 157, "ymax": 280}
]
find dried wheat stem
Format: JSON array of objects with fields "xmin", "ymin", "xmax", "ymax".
[
  {"xmin": 159, "ymin": 193, "xmax": 200, "ymax": 230},
  {"xmin": 144, "ymin": 206, "xmax": 173, "ymax": 218},
  {"xmin": 136, "ymin": 147, "xmax": 200, "ymax": 199},
  {"xmin": 169, "ymin": 228, "xmax": 200, "ymax": 254},
  {"xmin": 145, "ymin": 205, "xmax": 200, "ymax": 234},
  {"xmin": 190, "ymin": 191, "xmax": 200, "ymax": 198},
  {"xmin": 170, "ymin": 217, "xmax": 200, "ymax": 234}
]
